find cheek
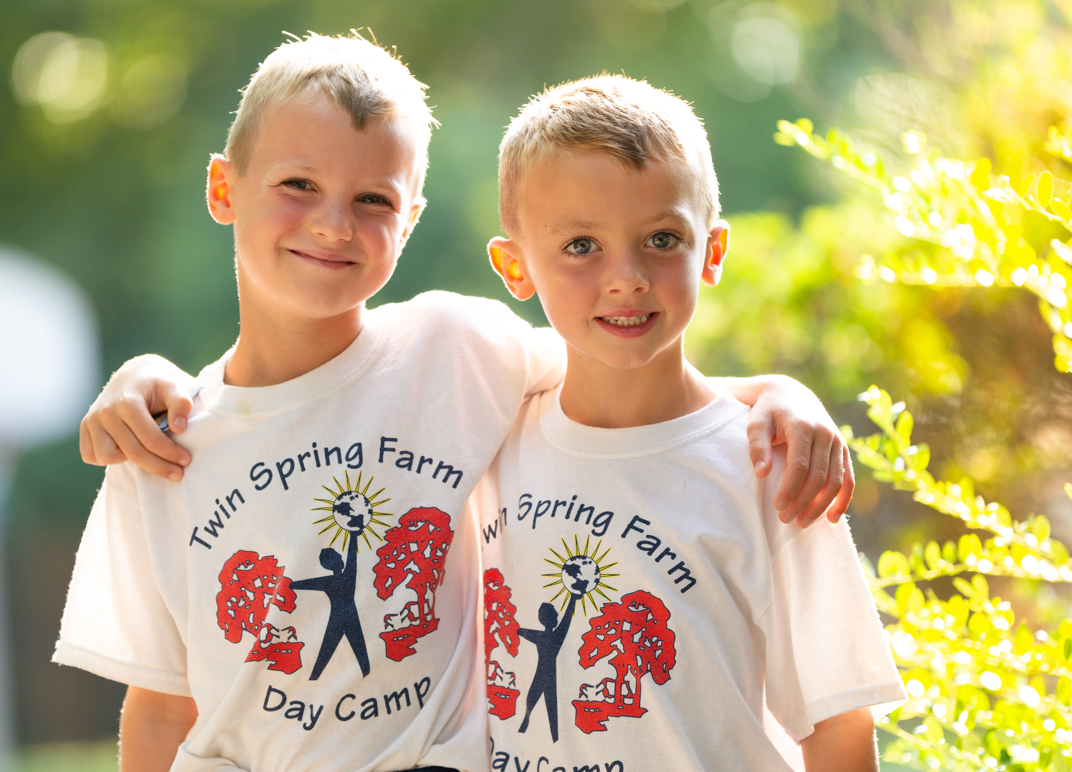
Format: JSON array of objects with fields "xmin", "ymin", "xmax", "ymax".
[
  {"xmin": 357, "ymin": 217, "xmax": 402, "ymax": 254},
  {"xmin": 656, "ymin": 263, "xmax": 701, "ymax": 312},
  {"xmin": 242, "ymin": 196, "xmax": 307, "ymax": 237}
]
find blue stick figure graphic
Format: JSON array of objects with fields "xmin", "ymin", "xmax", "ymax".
[
  {"xmin": 291, "ymin": 502, "xmax": 370, "ymax": 679},
  {"xmin": 517, "ymin": 589, "xmax": 580, "ymax": 743}
]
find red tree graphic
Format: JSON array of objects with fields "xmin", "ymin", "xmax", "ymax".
[
  {"xmin": 216, "ymin": 550, "xmax": 302, "ymax": 673},
  {"xmin": 373, "ymin": 506, "xmax": 454, "ymax": 661},
  {"xmin": 484, "ymin": 568, "xmax": 521, "ymax": 719},
  {"xmin": 244, "ymin": 623, "xmax": 304, "ymax": 674},
  {"xmin": 573, "ymin": 590, "xmax": 676, "ymax": 734}
]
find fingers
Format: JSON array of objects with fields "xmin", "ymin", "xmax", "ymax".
[
  {"xmin": 111, "ymin": 394, "xmax": 192, "ymax": 479},
  {"xmin": 789, "ymin": 436, "xmax": 843, "ymax": 527},
  {"xmin": 157, "ymin": 382, "xmax": 194, "ymax": 436},
  {"xmin": 80, "ymin": 411, "xmax": 127, "ymax": 466},
  {"xmin": 825, "ymin": 445, "xmax": 855, "ymax": 523},
  {"xmin": 780, "ymin": 426, "xmax": 834, "ymax": 525},
  {"xmin": 774, "ymin": 424, "xmax": 814, "ymax": 521},
  {"xmin": 80, "ymin": 415, "xmax": 99, "ymax": 465},
  {"xmin": 79, "ymin": 355, "xmax": 197, "ymax": 480},
  {"xmin": 746, "ymin": 413, "xmax": 776, "ymax": 479}
]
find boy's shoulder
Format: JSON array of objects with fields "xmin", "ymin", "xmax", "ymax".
[
  {"xmin": 373, "ymin": 291, "xmax": 564, "ymax": 385},
  {"xmin": 373, "ymin": 290, "xmax": 529, "ymax": 331}
]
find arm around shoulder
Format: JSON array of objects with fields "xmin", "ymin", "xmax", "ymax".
[
  {"xmin": 718, "ymin": 373, "xmax": 854, "ymax": 527},
  {"xmin": 120, "ymin": 685, "xmax": 197, "ymax": 772},
  {"xmin": 800, "ymin": 707, "xmax": 879, "ymax": 772},
  {"xmin": 80, "ymin": 354, "xmax": 197, "ymax": 481}
]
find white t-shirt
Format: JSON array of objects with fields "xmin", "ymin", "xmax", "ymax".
[
  {"xmin": 476, "ymin": 385, "xmax": 906, "ymax": 772},
  {"xmin": 54, "ymin": 292, "xmax": 564, "ymax": 772}
]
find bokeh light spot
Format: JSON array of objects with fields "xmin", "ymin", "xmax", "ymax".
[
  {"xmin": 730, "ymin": 5, "xmax": 801, "ymax": 86},
  {"xmin": 112, "ymin": 55, "xmax": 188, "ymax": 130},
  {"xmin": 11, "ymin": 32, "xmax": 108, "ymax": 123}
]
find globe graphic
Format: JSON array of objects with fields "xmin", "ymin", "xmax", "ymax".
[
  {"xmin": 561, "ymin": 555, "xmax": 600, "ymax": 596},
  {"xmin": 332, "ymin": 491, "xmax": 373, "ymax": 533}
]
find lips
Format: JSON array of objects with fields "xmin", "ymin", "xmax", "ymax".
[
  {"xmin": 600, "ymin": 313, "xmax": 652, "ymax": 327},
  {"xmin": 288, "ymin": 248, "xmax": 355, "ymax": 268},
  {"xmin": 595, "ymin": 311, "xmax": 659, "ymax": 337}
]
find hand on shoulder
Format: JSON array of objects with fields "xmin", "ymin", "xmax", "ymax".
[
  {"xmin": 722, "ymin": 374, "xmax": 855, "ymax": 527},
  {"xmin": 80, "ymin": 354, "xmax": 196, "ymax": 481}
]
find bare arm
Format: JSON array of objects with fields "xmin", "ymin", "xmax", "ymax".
[
  {"xmin": 719, "ymin": 374, "xmax": 854, "ymax": 527},
  {"xmin": 80, "ymin": 354, "xmax": 197, "ymax": 480},
  {"xmin": 800, "ymin": 708, "xmax": 879, "ymax": 772},
  {"xmin": 119, "ymin": 686, "xmax": 198, "ymax": 772}
]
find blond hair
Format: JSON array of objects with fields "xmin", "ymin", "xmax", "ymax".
[
  {"xmin": 498, "ymin": 74, "xmax": 720, "ymax": 236},
  {"xmin": 225, "ymin": 31, "xmax": 435, "ymax": 192}
]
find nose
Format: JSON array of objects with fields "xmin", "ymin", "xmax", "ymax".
[
  {"xmin": 311, "ymin": 199, "xmax": 354, "ymax": 242},
  {"xmin": 605, "ymin": 248, "xmax": 650, "ymax": 294}
]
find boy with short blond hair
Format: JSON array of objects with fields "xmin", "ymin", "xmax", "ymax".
[
  {"xmin": 481, "ymin": 75, "xmax": 905, "ymax": 771},
  {"xmin": 61, "ymin": 35, "xmax": 855, "ymax": 772},
  {"xmin": 57, "ymin": 32, "xmax": 562, "ymax": 772}
]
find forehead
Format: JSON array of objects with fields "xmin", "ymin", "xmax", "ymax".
[
  {"xmin": 246, "ymin": 93, "xmax": 422, "ymax": 187},
  {"xmin": 517, "ymin": 149, "xmax": 708, "ymax": 232}
]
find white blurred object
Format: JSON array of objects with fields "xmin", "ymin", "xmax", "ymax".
[
  {"xmin": 0, "ymin": 245, "xmax": 99, "ymax": 767},
  {"xmin": 0, "ymin": 246, "xmax": 98, "ymax": 446}
]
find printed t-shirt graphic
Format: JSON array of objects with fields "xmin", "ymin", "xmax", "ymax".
[
  {"xmin": 483, "ymin": 536, "xmax": 676, "ymax": 744},
  {"xmin": 213, "ymin": 470, "xmax": 455, "ymax": 681},
  {"xmin": 478, "ymin": 386, "xmax": 906, "ymax": 772},
  {"xmin": 216, "ymin": 550, "xmax": 302, "ymax": 674},
  {"xmin": 54, "ymin": 292, "xmax": 568, "ymax": 772}
]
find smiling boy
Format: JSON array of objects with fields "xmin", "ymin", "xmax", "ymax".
[
  {"xmin": 479, "ymin": 76, "xmax": 905, "ymax": 771},
  {"xmin": 59, "ymin": 35, "xmax": 857, "ymax": 772},
  {"xmin": 56, "ymin": 34, "xmax": 568, "ymax": 772}
]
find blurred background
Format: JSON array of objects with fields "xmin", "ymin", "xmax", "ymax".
[{"xmin": 3, "ymin": 0, "xmax": 1072, "ymax": 768}]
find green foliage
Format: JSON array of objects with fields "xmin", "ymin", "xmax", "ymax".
[
  {"xmin": 760, "ymin": 6, "xmax": 1072, "ymax": 768},
  {"xmin": 685, "ymin": 204, "xmax": 969, "ymax": 398},
  {"xmin": 774, "ymin": 118, "xmax": 1072, "ymax": 372},
  {"xmin": 850, "ymin": 388, "xmax": 1072, "ymax": 770},
  {"xmin": 850, "ymin": 387, "xmax": 1069, "ymax": 587}
]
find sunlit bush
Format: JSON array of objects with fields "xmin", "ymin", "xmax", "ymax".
[
  {"xmin": 773, "ymin": 92, "xmax": 1072, "ymax": 772},
  {"xmin": 686, "ymin": 3, "xmax": 1072, "ymax": 767}
]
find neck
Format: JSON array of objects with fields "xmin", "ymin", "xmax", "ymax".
[
  {"xmin": 558, "ymin": 344, "xmax": 716, "ymax": 428},
  {"xmin": 225, "ymin": 302, "xmax": 364, "ymax": 387}
]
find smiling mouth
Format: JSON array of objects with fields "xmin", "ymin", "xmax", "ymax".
[
  {"xmin": 599, "ymin": 313, "xmax": 653, "ymax": 327},
  {"xmin": 289, "ymin": 249, "xmax": 354, "ymax": 266}
]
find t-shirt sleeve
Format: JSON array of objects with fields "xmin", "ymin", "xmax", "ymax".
[
  {"xmin": 53, "ymin": 464, "xmax": 191, "ymax": 696},
  {"xmin": 402, "ymin": 291, "xmax": 565, "ymax": 397},
  {"xmin": 522, "ymin": 326, "xmax": 566, "ymax": 397},
  {"xmin": 760, "ymin": 515, "xmax": 907, "ymax": 741}
]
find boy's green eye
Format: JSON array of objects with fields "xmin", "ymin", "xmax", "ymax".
[
  {"xmin": 648, "ymin": 232, "xmax": 677, "ymax": 249},
  {"xmin": 566, "ymin": 238, "xmax": 596, "ymax": 255},
  {"xmin": 283, "ymin": 179, "xmax": 313, "ymax": 191}
]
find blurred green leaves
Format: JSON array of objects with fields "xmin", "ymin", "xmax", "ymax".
[
  {"xmin": 689, "ymin": 2, "xmax": 1072, "ymax": 768},
  {"xmin": 853, "ymin": 388, "xmax": 1072, "ymax": 770}
]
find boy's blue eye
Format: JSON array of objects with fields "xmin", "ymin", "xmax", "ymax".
[
  {"xmin": 648, "ymin": 232, "xmax": 677, "ymax": 249},
  {"xmin": 358, "ymin": 193, "xmax": 390, "ymax": 205},
  {"xmin": 566, "ymin": 238, "xmax": 596, "ymax": 255}
]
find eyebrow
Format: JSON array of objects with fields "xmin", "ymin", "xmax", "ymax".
[
  {"xmin": 548, "ymin": 208, "xmax": 690, "ymax": 234},
  {"xmin": 643, "ymin": 208, "xmax": 691, "ymax": 225},
  {"xmin": 268, "ymin": 163, "xmax": 407, "ymax": 190}
]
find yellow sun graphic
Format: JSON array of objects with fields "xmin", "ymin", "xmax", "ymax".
[
  {"xmin": 543, "ymin": 534, "xmax": 619, "ymax": 615},
  {"xmin": 311, "ymin": 470, "xmax": 393, "ymax": 552}
]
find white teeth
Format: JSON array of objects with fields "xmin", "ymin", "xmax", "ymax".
[{"xmin": 602, "ymin": 314, "xmax": 652, "ymax": 327}]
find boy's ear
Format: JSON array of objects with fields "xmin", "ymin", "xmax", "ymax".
[
  {"xmin": 206, "ymin": 154, "xmax": 235, "ymax": 225},
  {"xmin": 488, "ymin": 237, "xmax": 535, "ymax": 301},
  {"xmin": 701, "ymin": 220, "xmax": 730, "ymax": 287},
  {"xmin": 399, "ymin": 196, "xmax": 426, "ymax": 248}
]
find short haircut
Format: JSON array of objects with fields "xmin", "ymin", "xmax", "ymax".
[
  {"xmin": 225, "ymin": 31, "xmax": 436, "ymax": 193},
  {"xmin": 498, "ymin": 74, "xmax": 720, "ymax": 236}
]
